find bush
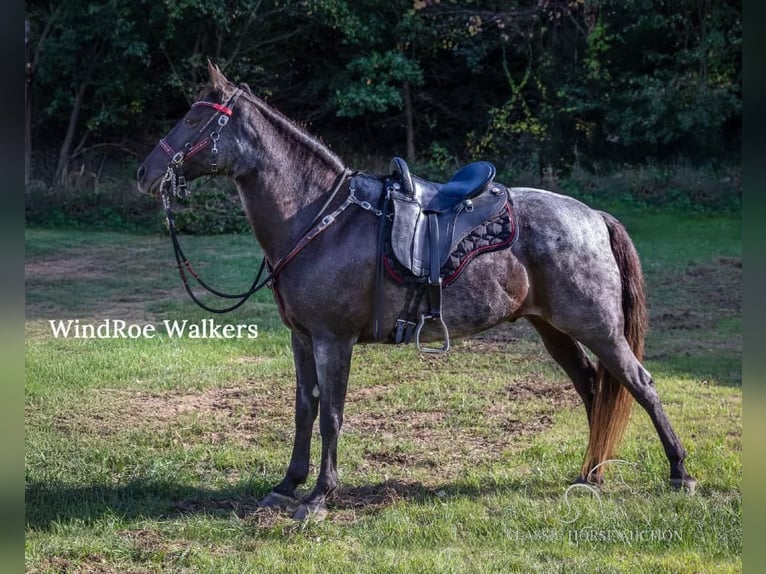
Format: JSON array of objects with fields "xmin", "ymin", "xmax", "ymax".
[
  {"xmin": 25, "ymin": 167, "xmax": 252, "ymax": 235},
  {"xmin": 25, "ymin": 179, "xmax": 160, "ymax": 232},
  {"xmin": 555, "ymin": 162, "xmax": 741, "ymax": 214},
  {"xmin": 170, "ymin": 182, "xmax": 250, "ymax": 235}
]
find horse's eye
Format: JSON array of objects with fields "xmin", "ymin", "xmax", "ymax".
[{"xmin": 184, "ymin": 117, "xmax": 200, "ymax": 127}]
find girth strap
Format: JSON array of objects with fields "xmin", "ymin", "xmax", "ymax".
[
  {"xmin": 392, "ymin": 283, "xmax": 423, "ymax": 344},
  {"xmin": 373, "ymin": 189, "xmax": 392, "ymax": 340}
]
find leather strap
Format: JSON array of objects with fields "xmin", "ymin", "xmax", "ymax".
[
  {"xmin": 372, "ymin": 190, "xmax": 391, "ymax": 340},
  {"xmin": 427, "ymin": 213, "xmax": 441, "ymax": 299},
  {"xmin": 425, "ymin": 213, "xmax": 444, "ymax": 327},
  {"xmin": 414, "ymin": 214, "xmax": 450, "ymax": 353}
]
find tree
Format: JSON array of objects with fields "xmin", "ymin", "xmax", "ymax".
[
  {"xmin": 559, "ymin": 0, "xmax": 742, "ymax": 165},
  {"xmin": 25, "ymin": 0, "xmax": 741, "ymax": 194},
  {"xmin": 25, "ymin": 5, "xmax": 60, "ymax": 186},
  {"xmin": 28, "ymin": 0, "xmax": 159, "ymax": 188},
  {"xmin": 305, "ymin": 0, "xmax": 427, "ymax": 161}
]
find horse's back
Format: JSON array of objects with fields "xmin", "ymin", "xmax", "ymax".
[
  {"xmin": 509, "ymin": 186, "xmax": 615, "ymax": 258},
  {"xmin": 507, "ymin": 186, "xmax": 624, "ymax": 329}
]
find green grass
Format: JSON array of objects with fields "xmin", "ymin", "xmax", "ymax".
[{"xmin": 25, "ymin": 208, "xmax": 741, "ymax": 573}]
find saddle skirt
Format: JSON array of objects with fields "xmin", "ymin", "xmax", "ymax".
[
  {"xmin": 387, "ymin": 157, "xmax": 515, "ymax": 280},
  {"xmin": 389, "ymin": 176, "xmax": 511, "ymax": 277},
  {"xmin": 384, "ymin": 201, "xmax": 517, "ymax": 287}
]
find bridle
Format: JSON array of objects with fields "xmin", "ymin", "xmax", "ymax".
[
  {"xmin": 159, "ymin": 88, "xmax": 243, "ymax": 200},
  {"xmin": 157, "ymin": 89, "xmax": 370, "ymax": 314},
  {"xmin": 158, "ymin": 87, "xmax": 271, "ymax": 314}
]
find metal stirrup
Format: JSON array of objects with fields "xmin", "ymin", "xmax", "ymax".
[{"xmin": 415, "ymin": 313, "xmax": 450, "ymax": 354}]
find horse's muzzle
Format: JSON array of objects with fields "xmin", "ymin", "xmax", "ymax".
[{"xmin": 136, "ymin": 163, "xmax": 160, "ymax": 196}]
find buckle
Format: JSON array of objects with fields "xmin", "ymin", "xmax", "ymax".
[
  {"xmin": 176, "ymin": 176, "xmax": 187, "ymax": 198},
  {"xmin": 318, "ymin": 214, "xmax": 335, "ymax": 229},
  {"xmin": 394, "ymin": 319, "xmax": 417, "ymax": 344}
]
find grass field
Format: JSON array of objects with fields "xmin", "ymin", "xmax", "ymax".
[{"xmin": 25, "ymin": 206, "xmax": 741, "ymax": 573}]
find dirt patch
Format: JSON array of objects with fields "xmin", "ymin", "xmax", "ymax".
[
  {"xmin": 29, "ymin": 555, "xmax": 152, "ymax": 574},
  {"xmin": 653, "ymin": 310, "xmax": 703, "ymax": 330},
  {"xmin": 503, "ymin": 377, "xmax": 580, "ymax": 408},
  {"xmin": 492, "ymin": 377, "xmax": 581, "ymax": 436},
  {"xmin": 682, "ymin": 260, "xmax": 741, "ymax": 311},
  {"xmin": 53, "ymin": 384, "xmax": 291, "ymax": 445},
  {"xmin": 25, "ymin": 250, "xmax": 113, "ymax": 281},
  {"xmin": 649, "ymin": 258, "xmax": 741, "ymax": 331},
  {"xmin": 118, "ymin": 528, "xmax": 205, "ymax": 565},
  {"xmin": 342, "ymin": 376, "xmax": 581, "ymax": 480}
]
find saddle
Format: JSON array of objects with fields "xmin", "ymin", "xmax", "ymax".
[{"xmin": 380, "ymin": 157, "xmax": 509, "ymax": 353}]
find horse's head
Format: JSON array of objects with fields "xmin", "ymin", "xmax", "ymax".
[{"xmin": 136, "ymin": 62, "xmax": 243, "ymax": 196}]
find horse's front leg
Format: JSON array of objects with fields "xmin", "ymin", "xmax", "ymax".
[
  {"xmin": 293, "ymin": 335, "xmax": 354, "ymax": 521},
  {"xmin": 259, "ymin": 331, "xmax": 319, "ymax": 509}
]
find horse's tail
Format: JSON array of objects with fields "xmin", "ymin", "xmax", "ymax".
[{"xmin": 582, "ymin": 213, "xmax": 647, "ymax": 482}]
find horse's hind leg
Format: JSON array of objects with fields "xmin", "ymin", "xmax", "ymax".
[
  {"xmin": 527, "ymin": 316, "xmax": 597, "ymax": 424},
  {"xmin": 259, "ymin": 331, "xmax": 319, "ymax": 509},
  {"xmin": 588, "ymin": 336, "xmax": 696, "ymax": 492}
]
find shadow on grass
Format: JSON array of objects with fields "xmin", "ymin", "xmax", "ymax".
[
  {"xmin": 25, "ymin": 475, "xmax": 531, "ymax": 530},
  {"xmin": 26, "ymin": 476, "xmax": 271, "ymax": 530}
]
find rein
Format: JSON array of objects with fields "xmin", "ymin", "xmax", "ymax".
[
  {"xmin": 158, "ymin": 92, "xmax": 365, "ymax": 313},
  {"xmin": 161, "ymin": 168, "xmax": 355, "ymax": 314},
  {"xmin": 158, "ymin": 87, "xmax": 269, "ymax": 313},
  {"xmin": 162, "ymin": 191, "xmax": 270, "ymax": 314}
]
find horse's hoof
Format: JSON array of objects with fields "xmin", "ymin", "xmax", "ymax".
[
  {"xmin": 572, "ymin": 475, "xmax": 603, "ymax": 487},
  {"xmin": 258, "ymin": 491, "xmax": 297, "ymax": 509},
  {"xmin": 669, "ymin": 477, "xmax": 697, "ymax": 495},
  {"xmin": 292, "ymin": 502, "xmax": 328, "ymax": 522}
]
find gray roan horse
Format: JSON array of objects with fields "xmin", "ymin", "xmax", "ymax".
[{"xmin": 137, "ymin": 63, "xmax": 695, "ymax": 520}]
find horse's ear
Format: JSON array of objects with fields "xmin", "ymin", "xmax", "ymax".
[{"xmin": 207, "ymin": 59, "xmax": 230, "ymax": 94}]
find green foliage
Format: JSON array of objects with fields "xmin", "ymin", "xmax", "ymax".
[
  {"xmin": 171, "ymin": 183, "xmax": 251, "ymax": 235},
  {"xmin": 559, "ymin": 0, "xmax": 741, "ymax": 164},
  {"xmin": 553, "ymin": 163, "xmax": 742, "ymax": 215},
  {"xmin": 25, "ymin": 180, "xmax": 159, "ymax": 232},
  {"xmin": 32, "ymin": 0, "xmax": 158, "ymax": 135},
  {"xmin": 26, "ymin": 0, "xmax": 741, "ymax": 214},
  {"xmin": 334, "ymin": 51, "xmax": 423, "ymax": 117}
]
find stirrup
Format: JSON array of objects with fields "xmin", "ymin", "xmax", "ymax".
[{"xmin": 415, "ymin": 313, "xmax": 450, "ymax": 354}]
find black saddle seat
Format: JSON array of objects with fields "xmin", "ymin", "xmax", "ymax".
[
  {"xmin": 440, "ymin": 161, "xmax": 497, "ymax": 202},
  {"xmin": 390, "ymin": 157, "xmax": 496, "ymax": 213}
]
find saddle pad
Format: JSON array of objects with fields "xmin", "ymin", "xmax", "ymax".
[{"xmin": 384, "ymin": 201, "xmax": 518, "ymax": 287}]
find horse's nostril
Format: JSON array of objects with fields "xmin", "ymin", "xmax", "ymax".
[{"xmin": 136, "ymin": 165, "xmax": 146, "ymax": 181}]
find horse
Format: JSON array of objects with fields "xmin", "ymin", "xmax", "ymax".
[{"xmin": 137, "ymin": 63, "xmax": 695, "ymax": 520}]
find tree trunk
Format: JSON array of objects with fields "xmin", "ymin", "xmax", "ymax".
[
  {"xmin": 54, "ymin": 82, "xmax": 87, "ymax": 190},
  {"xmin": 26, "ymin": 8, "xmax": 61, "ymax": 185},
  {"xmin": 403, "ymin": 81, "xmax": 416, "ymax": 163},
  {"xmin": 25, "ymin": 20, "xmax": 31, "ymax": 186}
]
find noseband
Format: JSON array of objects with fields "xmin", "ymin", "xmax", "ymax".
[{"xmin": 159, "ymin": 88, "xmax": 242, "ymax": 200}]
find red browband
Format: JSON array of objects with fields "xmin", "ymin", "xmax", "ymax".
[{"xmin": 191, "ymin": 101, "xmax": 233, "ymax": 116}]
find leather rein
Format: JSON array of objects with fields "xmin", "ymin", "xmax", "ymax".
[{"xmin": 158, "ymin": 91, "xmax": 365, "ymax": 313}]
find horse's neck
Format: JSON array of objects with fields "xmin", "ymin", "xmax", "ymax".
[{"xmin": 233, "ymin": 112, "xmax": 345, "ymax": 263}]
